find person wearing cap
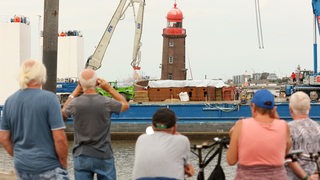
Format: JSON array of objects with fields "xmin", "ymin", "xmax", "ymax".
[
  {"xmin": 286, "ymin": 91, "xmax": 320, "ymax": 180},
  {"xmin": 226, "ymin": 89, "xmax": 291, "ymax": 179},
  {"xmin": 132, "ymin": 108, "xmax": 195, "ymax": 180}
]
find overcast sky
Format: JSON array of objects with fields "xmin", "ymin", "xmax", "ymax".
[{"xmin": 0, "ymin": 0, "xmax": 316, "ymax": 81}]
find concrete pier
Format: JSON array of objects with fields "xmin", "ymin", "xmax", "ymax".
[{"xmin": 65, "ymin": 122, "xmax": 233, "ymax": 141}]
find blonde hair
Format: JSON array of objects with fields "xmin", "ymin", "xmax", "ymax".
[
  {"xmin": 79, "ymin": 69, "xmax": 97, "ymax": 91},
  {"xmin": 289, "ymin": 91, "xmax": 311, "ymax": 115},
  {"xmin": 19, "ymin": 59, "xmax": 47, "ymax": 89}
]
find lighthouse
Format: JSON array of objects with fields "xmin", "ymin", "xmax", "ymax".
[{"xmin": 161, "ymin": 3, "xmax": 187, "ymax": 80}]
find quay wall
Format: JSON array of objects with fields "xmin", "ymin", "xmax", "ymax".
[{"xmin": 65, "ymin": 122, "xmax": 233, "ymax": 141}]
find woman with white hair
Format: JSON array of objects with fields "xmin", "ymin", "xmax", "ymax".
[{"xmin": 286, "ymin": 91, "xmax": 320, "ymax": 180}]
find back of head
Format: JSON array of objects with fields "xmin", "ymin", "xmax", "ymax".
[
  {"xmin": 19, "ymin": 59, "xmax": 47, "ymax": 89},
  {"xmin": 152, "ymin": 108, "xmax": 177, "ymax": 130},
  {"xmin": 79, "ymin": 69, "xmax": 97, "ymax": 91},
  {"xmin": 251, "ymin": 89, "xmax": 274, "ymax": 110},
  {"xmin": 250, "ymin": 89, "xmax": 276, "ymax": 116},
  {"xmin": 289, "ymin": 91, "xmax": 310, "ymax": 115}
]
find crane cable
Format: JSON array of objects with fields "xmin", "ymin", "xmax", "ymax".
[{"xmin": 255, "ymin": 0, "xmax": 264, "ymax": 49}]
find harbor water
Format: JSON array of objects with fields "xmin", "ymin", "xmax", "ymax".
[{"xmin": 0, "ymin": 140, "xmax": 237, "ymax": 180}]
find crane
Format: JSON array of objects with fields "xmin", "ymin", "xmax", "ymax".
[
  {"xmin": 57, "ymin": 0, "xmax": 145, "ymax": 103},
  {"xmin": 131, "ymin": 0, "xmax": 144, "ymax": 70},
  {"xmin": 281, "ymin": 0, "xmax": 320, "ymax": 101},
  {"xmin": 85, "ymin": 0, "xmax": 145, "ymax": 72}
]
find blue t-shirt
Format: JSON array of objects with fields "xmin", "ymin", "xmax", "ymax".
[{"xmin": 0, "ymin": 88, "xmax": 66, "ymax": 173}]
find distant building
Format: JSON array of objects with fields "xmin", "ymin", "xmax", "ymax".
[
  {"xmin": 252, "ymin": 72, "xmax": 278, "ymax": 81},
  {"xmin": 233, "ymin": 74, "xmax": 251, "ymax": 85},
  {"xmin": 252, "ymin": 73, "xmax": 262, "ymax": 81},
  {"xmin": 233, "ymin": 72, "xmax": 279, "ymax": 86},
  {"xmin": 267, "ymin": 73, "xmax": 278, "ymax": 81}
]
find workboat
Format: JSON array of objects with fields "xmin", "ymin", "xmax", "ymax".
[
  {"xmin": 61, "ymin": 98, "xmax": 320, "ymax": 134},
  {"xmin": 1, "ymin": 90, "xmax": 319, "ymax": 136},
  {"xmin": 58, "ymin": 79, "xmax": 319, "ymax": 134}
]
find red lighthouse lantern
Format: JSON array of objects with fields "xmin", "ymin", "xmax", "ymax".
[{"xmin": 163, "ymin": 3, "xmax": 186, "ymax": 36}]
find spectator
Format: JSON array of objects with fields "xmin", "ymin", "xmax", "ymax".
[
  {"xmin": 291, "ymin": 72, "xmax": 296, "ymax": 83},
  {"xmin": 0, "ymin": 59, "xmax": 69, "ymax": 179},
  {"xmin": 299, "ymin": 72, "xmax": 304, "ymax": 83},
  {"xmin": 62, "ymin": 68, "xmax": 129, "ymax": 179},
  {"xmin": 286, "ymin": 91, "xmax": 320, "ymax": 180},
  {"xmin": 227, "ymin": 89, "xmax": 291, "ymax": 179},
  {"xmin": 132, "ymin": 108, "xmax": 195, "ymax": 180}
]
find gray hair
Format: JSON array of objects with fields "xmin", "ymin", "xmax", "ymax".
[
  {"xmin": 289, "ymin": 91, "xmax": 311, "ymax": 115},
  {"xmin": 78, "ymin": 69, "xmax": 97, "ymax": 91},
  {"xmin": 19, "ymin": 59, "xmax": 47, "ymax": 89}
]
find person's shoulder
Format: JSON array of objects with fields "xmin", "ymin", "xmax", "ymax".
[
  {"xmin": 4, "ymin": 90, "xmax": 23, "ymax": 105},
  {"xmin": 287, "ymin": 120, "xmax": 294, "ymax": 127},
  {"xmin": 173, "ymin": 133, "xmax": 190, "ymax": 142},
  {"xmin": 233, "ymin": 118, "xmax": 246, "ymax": 127},
  {"xmin": 40, "ymin": 89, "xmax": 56, "ymax": 96},
  {"xmin": 278, "ymin": 119, "xmax": 290, "ymax": 128},
  {"xmin": 136, "ymin": 133, "xmax": 149, "ymax": 141},
  {"xmin": 6, "ymin": 90, "xmax": 20, "ymax": 99},
  {"xmin": 275, "ymin": 118, "xmax": 287, "ymax": 124},
  {"xmin": 241, "ymin": 117, "xmax": 252, "ymax": 122},
  {"xmin": 138, "ymin": 133, "xmax": 148, "ymax": 137},
  {"xmin": 287, "ymin": 119, "xmax": 296, "ymax": 124},
  {"xmin": 100, "ymin": 95, "xmax": 120, "ymax": 104},
  {"xmin": 308, "ymin": 118, "xmax": 318, "ymax": 122},
  {"xmin": 308, "ymin": 118, "xmax": 320, "ymax": 126}
]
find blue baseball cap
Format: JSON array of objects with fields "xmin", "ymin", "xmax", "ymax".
[{"xmin": 251, "ymin": 89, "xmax": 274, "ymax": 110}]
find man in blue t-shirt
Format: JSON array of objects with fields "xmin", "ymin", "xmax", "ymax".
[{"xmin": 0, "ymin": 59, "xmax": 69, "ymax": 179}]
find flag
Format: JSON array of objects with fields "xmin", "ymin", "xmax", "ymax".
[{"xmin": 312, "ymin": 0, "xmax": 320, "ymax": 34}]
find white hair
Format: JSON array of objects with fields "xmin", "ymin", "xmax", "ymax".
[
  {"xmin": 19, "ymin": 59, "xmax": 47, "ymax": 89},
  {"xmin": 78, "ymin": 69, "xmax": 97, "ymax": 91},
  {"xmin": 289, "ymin": 91, "xmax": 311, "ymax": 115}
]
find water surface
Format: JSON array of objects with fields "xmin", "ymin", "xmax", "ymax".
[{"xmin": 0, "ymin": 140, "xmax": 237, "ymax": 179}]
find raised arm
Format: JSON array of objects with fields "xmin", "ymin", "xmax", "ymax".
[
  {"xmin": 97, "ymin": 78, "xmax": 129, "ymax": 112},
  {"xmin": 226, "ymin": 120, "xmax": 242, "ymax": 165},
  {"xmin": 61, "ymin": 84, "xmax": 82, "ymax": 120}
]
